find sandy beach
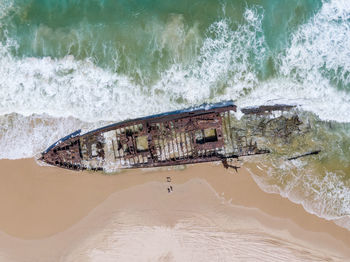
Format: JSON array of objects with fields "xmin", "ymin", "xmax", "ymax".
[
  {"xmin": 0, "ymin": 158, "xmax": 349, "ymax": 261},
  {"xmin": 1, "ymin": 0, "xmax": 350, "ymax": 260}
]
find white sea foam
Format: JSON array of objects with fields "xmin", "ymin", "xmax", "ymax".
[
  {"xmin": 0, "ymin": 113, "xmax": 99, "ymax": 159},
  {"xmin": 0, "ymin": 2, "xmax": 349, "ymax": 128},
  {"xmin": 280, "ymin": 0, "xmax": 350, "ymax": 88},
  {"xmin": 0, "ymin": 51, "xmax": 177, "ymax": 122},
  {"xmin": 236, "ymin": 0, "xmax": 350, "ymax": 122},
  {"xmin": 0, "ymin": 1, "xmax": 13, "ymax": 20},
  {"xmin": 0, "ymin": 7, "xmax": 265, "ymax": 123},
  {"xmin": 159, "ymin": 8, "xmax": 266, "ymax": 105},
  {"xmin": 0, "ymin": 6, "xmax": 265, "ymax": 158},
  {"xmin": 236, "ymin": 78, "xmax": 350, "ymax": 122},
  {"xmin": 240, "ymin": 0, "xmax": 350, "ymax": 229},
  {"xmin": 0, "ymin": 1, "xmax": 349, "ymax": 233},
  {"xmin": 247, "ymin": 158, "xmax": 350, "ymax": 231}
]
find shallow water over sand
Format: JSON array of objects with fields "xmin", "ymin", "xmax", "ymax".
[
  {"xmin": 0, "ymin": 0, "xmax": 349, "ymax": 246},
  {"xmin": 0, "ymin": 159, "xmax": 349, "ymax": 261}
]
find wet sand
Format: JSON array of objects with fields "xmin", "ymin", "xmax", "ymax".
[{"xmin": 0, "ymin": 158, "xmax": 349, "ymax": 261}]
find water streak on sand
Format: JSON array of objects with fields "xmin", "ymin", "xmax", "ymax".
[
  {"xmin": 0, "ymin": 160, "xmax": 349, "ymax": 261},
  {"xmin": 63, "ymin": 179, "xmax": 345, "ymax": 262},
  {"xmin": 0, "ymin": 0, "xmax": 349, "ymax": 243}
]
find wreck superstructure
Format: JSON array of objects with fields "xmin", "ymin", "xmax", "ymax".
[{"xmin": 41, "ymin": 101, "xmax": 300, "ymax": 172}]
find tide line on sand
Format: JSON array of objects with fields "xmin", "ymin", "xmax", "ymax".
[{"xmin": 0, "ymin": 159, "xmax": 348, "ymax": 261}]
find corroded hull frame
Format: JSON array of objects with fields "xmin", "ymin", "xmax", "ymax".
[{"xmin": 41, "ymin": 101, "xmax": 272, "ymax": 171}]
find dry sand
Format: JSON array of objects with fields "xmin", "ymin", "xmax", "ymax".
[{"xmin": 0, "ymin": 158, "xmax": 349, "ymax": 261}]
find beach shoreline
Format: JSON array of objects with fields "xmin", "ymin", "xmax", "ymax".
[{"xmin": 0, "ymin": 158, "xmax": 349, "ymax": 261}]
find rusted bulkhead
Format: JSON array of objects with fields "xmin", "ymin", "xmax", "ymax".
[{"xmin": 41, "ymin": 101, "xmax": 293, "ymax": 172}]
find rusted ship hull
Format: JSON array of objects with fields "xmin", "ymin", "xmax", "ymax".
[{"xmin": 41, "ymin": 101, "xmax": 296, "ymax": 172}]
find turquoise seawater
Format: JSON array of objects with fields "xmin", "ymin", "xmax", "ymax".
[
  {"xmin": 0, "ymin": 0, "xmax": 349, "ymax": 229},
  {"xmin": 1, "ymin": 0, "xmax": 323, "ymax": 85}
]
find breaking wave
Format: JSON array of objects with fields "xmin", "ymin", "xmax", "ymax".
[
  {"xmin": 248, "ymin": 160, "xmax": 350, "ymax": 231},
  {"xmin": 0, "ymin": 3, "xmax": 349, "ymax": 126},
  {"xmin": 242, "ymin": 0, "xmax": 350, "ymax": 230},
  {"xmin": 0, "ymin": 2, "xmax": 348, "ymax": 155},
  {"xmin": 0, "ymin": 0, "xmax": 349, "ymax": 233}
]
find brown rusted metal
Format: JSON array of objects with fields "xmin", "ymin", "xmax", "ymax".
[
  {"xmin": 40, "ymin": 101, "xmax": 300, "ymax": 172},
  {"xmin": 241, "ymin": 104, "xmax": 295, "ymax": 115}
]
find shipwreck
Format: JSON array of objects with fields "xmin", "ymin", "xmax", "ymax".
[{"xmin": 40, "ymin": 100, "xmax": 306, "ymax": 172}]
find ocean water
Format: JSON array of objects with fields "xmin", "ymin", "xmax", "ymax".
[{"xmin": 0, "ymin": 0, "xmax": 349, "ymax": 231}]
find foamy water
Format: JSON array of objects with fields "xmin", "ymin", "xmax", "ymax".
[
  {"xmin": 0, "ymin": 1, "xmax": 349, "ymax": 157},
  {"xmin": 0, "ymin": 0, "xmax": 349, "ymax": 239}
]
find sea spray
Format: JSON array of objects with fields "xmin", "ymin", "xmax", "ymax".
[
  {"xmin": 0, "ymin": 113, "xmax": 102, "ymax": 159},
  {"xmin": 244, "ymin": 110, "xmax": 350, "ymax": 229},
  {"xmin": 0, "ymin": 0, "xmax": 349, "ymax": 232}
]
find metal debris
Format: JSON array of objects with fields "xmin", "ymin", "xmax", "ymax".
[
  {"xmin": 288, "ymin": 150, "xmax": 321, "ymax": 161},
  {"xmin": 40, "ymin": 101, "xmax": 303, "ymax": 172}
]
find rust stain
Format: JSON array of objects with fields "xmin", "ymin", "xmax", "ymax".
[{"xmin": 40, "ymin": 101, "xmax": 298, "ymax": 172}]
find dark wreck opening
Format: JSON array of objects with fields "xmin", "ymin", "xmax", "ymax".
[{"xmin": 195, "ymin": 128, "xmax": 218, "ymax": 144}]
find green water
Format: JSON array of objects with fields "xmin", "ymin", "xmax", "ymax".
[
  {"xmin": 0, "ymin": 0, "xmax": 349, "ymax": 228},
  {"xmin": 1, "ymin": 0, "xmax": 322, "ymax": 84}
]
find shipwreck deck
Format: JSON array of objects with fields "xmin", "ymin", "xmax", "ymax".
[{"xmin": 41, "ymin": 101, "xmax": 293, "ymax": 172}]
